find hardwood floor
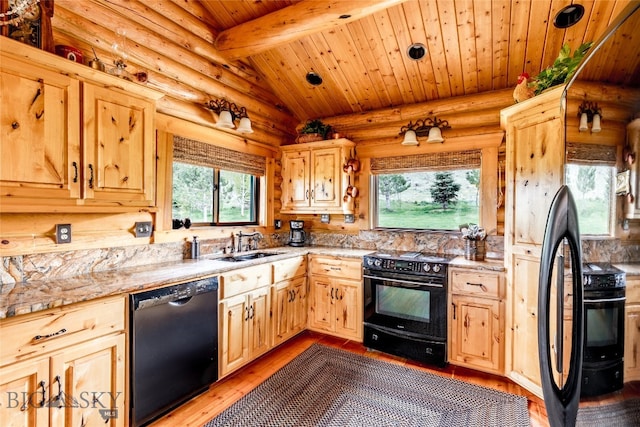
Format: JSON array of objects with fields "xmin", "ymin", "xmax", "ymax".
[{"xmin": 150, "ymin": 331, "xmax": 639, "ymax": 427}]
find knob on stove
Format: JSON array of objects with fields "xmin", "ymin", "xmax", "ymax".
[
  {"xmin": 374, "ymin": 259, "xmax": 382, "ymax": 267},
  {"xmin": 433, "ymin": 264, "xmax": 441, "ymax": 273},
  {"xmin": 423, "ymin": 264, "xmax": 431, "ymax": 272}
]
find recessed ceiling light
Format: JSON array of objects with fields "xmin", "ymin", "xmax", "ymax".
[
  {"xmin": 554, "ymin": 5, "xmax": 585, "ymax": 28},
  {"xmin": 306, "ymin": 71, "xmax": 323, "ymax": 86},
  {"xmin": 407, "ymin": 43, "xmax": 427, "ymax": 61}
]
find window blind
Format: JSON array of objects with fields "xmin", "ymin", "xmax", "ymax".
[
  {"xmin": 173, "ymin": 135, "xmax": 266, "ymax": 176},
  {"xmin": 370, "ymin": 150, "xmax": 481, "ymax": 174},
  {"xmin": 566, "ymin": 142, "xmax": 616, "ymax": 166}
]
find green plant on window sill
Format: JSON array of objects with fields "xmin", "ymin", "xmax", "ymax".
[{"xmin": 532, "ymin": 42, "xmax": 593, "ymax": 95}]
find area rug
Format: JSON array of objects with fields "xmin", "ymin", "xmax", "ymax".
[
  {"xmin": 576, "ymin": 398, "xmax": 640, "ymax": 426},
  {"xmin": 204, "ymin": 344, "xmax": 530, "ymax": 426}
]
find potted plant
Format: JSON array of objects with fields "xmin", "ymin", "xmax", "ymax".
[
  {"xmin": 459, "ymin": 223, "xmax": 487, "ymax": 261},
  {"xmin": 297, "ymin": 119, "xmax": 332, "ymax": 143},
  {"xmin": 532, "ymin": 42, "xmax": 593, "ymax": 95}
]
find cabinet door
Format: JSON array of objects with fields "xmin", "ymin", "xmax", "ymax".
[
  {"xmin": 308, "ymin": 276, "xmax": 334, "ymax": 333},
  {"xmin": 335, "ymin": 280, "xmax": 362, "ymax": 341},
  {"xmin": 310, "ymin": 147, "xmax": 342, "ymax": 208},
  {"xmin": 0, "ymin": 356, "xmax": 49, "ymax": 427},
  {"xmin": 272, "ymin": 282, "xmax": 292, "ymax": 347},
  {"xmin": 50, "ymin": 333, "xmax": 126, "ymax": 427},
  {"xmin": 248, "ymin": 287, "xmax": 270, "ymax": 359},
  {"xmin": 290, "ymin": 277, "xmax": 308, "ymax": 335},
  {"xmin": 82, "ymin": 83, "xmax": 155, "ymax": 207},
  {"xmin": 220, "ymin": 294, "xmax": 249, "ymax": 377},
  {"xmin": 0, "ymin": 58, "xmax": 81, "ymax": 209},
  {"xmin": 281, "ymin": 150, "xmax": 311, "ymax": 210},
  {"xmin": 625, "ymin": 304, "xmax": 640, "ymax": 382},
  {"xmin": 450, "ymin": 295, "xmax": 502, "ymax": 374}
]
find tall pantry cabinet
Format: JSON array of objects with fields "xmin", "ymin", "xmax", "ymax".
[{"xmin": 500, "ymin": 86, "xmax": 566, "ymax": 398}]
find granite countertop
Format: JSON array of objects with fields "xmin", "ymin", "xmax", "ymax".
[
  {"xmin": 0, "ymin": 246, "xmax": 374, "ymax": 319},
  {"xmin": 449, "ymin": 257, "xmax": 505, "ymax": 272},
  {"xmin": 613, "ymin": 263, "xmax": 640, "ymax": 277}
]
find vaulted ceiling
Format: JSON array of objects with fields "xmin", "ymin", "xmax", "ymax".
[{"xmin": 50, "ymin": 0, "xmax": 639, "ymax": 143}]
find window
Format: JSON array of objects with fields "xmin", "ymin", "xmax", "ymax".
[
  {"xmin": 565, "ymin": 142, "xmax": 616, "ymax": 236},
  {"xmin": 373, "ymin": 169, "xmax": 480, "ymax": 230},
  {"xmin": 565, "ymin": 164, "xmax": 614, "ymax": 235},
  {"xmin": 370, "ymin": 150, "xmax": 482, "ymax": 230},
  {"xmin": 171, "ymin": 136, "xmax": 264, "ymax": 227},
  {"xmin": 172, "ymin": 163, "xmax": 259, "ymax": 226}
]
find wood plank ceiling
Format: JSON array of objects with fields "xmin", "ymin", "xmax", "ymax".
[{"xmin": 50, "ymin": 0, "xmax": 639, "ymax": 143}]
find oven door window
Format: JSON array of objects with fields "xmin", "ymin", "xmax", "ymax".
[
  {"xmin": 583, "ymin": 297, "xmax": 625, "ymax": 361},
  {"xmin": 377, "ymin": 285, "xmax": 430, "ymax": 323}
]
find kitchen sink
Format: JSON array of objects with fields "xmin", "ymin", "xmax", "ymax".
[{"xmin": 217, "ymin": 252, "xmax": 280, "ymax": 262}]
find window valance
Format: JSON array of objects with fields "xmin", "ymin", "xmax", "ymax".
[
  {"xmin": 173, "ymin": 136, "xmax": 266, "ymax": 176},
  {"xmin": 370, "ymin": 150, "xmax": 481, "ymax": 174}
]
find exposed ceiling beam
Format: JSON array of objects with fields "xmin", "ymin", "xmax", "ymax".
[{"xmin": 214, "ymin": 0, "xmax": 408, "ymax": 59}]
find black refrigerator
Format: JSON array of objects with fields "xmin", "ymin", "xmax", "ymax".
[{"xmin": 537, "ymin": 185, "xmax": 584, "ymax": 427}]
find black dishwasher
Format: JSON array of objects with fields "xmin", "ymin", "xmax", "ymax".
[{"xmin": 130, "ymin": 277, "xmax": 218, "ymax": 427}]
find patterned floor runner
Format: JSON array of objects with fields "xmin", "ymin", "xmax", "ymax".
[{"xmin": 204, "ymin": 344, "xmax": 530, "ymax": 427}]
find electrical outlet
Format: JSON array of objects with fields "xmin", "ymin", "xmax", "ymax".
[
  {"xmin": 344, "ymin": 214, "xmax": 355, "ymax": 224},
  {"xmin": 135, "ymin": 221, "xmax": 153, "ymax": 238},
  {"xmin": 55, "ymin": 224, "xmax": 72, "ymax": 244},
  {"xmin": 320, "ymin": 214, "xmax": 330, "ymax": 223}
]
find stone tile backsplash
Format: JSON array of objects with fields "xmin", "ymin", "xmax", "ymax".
[{"xmin": 1, "ymin": 230, "xmax": 637, "ymax": 285}]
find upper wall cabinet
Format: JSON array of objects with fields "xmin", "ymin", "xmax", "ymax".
[
  {"xmin": 280, "ymin": 138, "xmax": 355, "ymax": 214},
  {"xmin": 0, "ymin": 37, "xmax": 162, "ymax": 212}
]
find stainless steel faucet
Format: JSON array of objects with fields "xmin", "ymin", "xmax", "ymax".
[{"xmin": 237, "ymin": 231, "xmax": 263, "ymax": 252}]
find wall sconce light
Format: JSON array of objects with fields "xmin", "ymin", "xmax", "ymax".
[
  {"xmin": 205, "ymin": 99, "xmax": 254, "ymax": 134},
  {"xmin": 578, "ymin": 101, "xmax": 602, "ymax": 133},
  {"xmin": 399, "ymin": 117, "xmax": 451, "ymax": 145}
]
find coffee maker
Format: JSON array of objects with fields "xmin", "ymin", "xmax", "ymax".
[{"xmin": 288, "ymin": 220, "xmax": 306, "ymax": 247}]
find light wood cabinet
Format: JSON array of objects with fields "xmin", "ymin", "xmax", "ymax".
[
  {"xmin": 81, "ymin": 83, "xmax": 156, "ymax": 207},
  {"xmin": 0, "ymin": 297, "xmax": 126, "ymax": 427},
  {"xmin": 271, "ymin": 256, "xmax": 307, "ymax": 347},
  {"xmin": 0, "ymin": 38, "xmax": 161, "ymax": 212},
  {"xmin": 308, "ymin": 255, "xmax": 362, "ymax": 341},
  {"xmin": 219, "ymin": 286, "xmax": 270, "ymax": 378},
  {"xmin": 280, "ymin": 139, "xmax": 355, "ymax": 214},
  {"xmin": 500, "ymin": 86, "xmax": 566, "ymax": 398},
  {"xmin": 448, "ymin": 267, "xmax": 505, "ymax": 375},
  {"xmin": 219, "ymin": 264, "xmax": 273, "ymax": 378},
  {"xmin": 0, "ymin": 55, "xmax": 81, "ymax": 208},
  {"xmin": 625, "ymin": 119, "xmax": 640, "ymax": 219},
  {"xmin": 625, "ymin": 278, "xmax": 640, "ymax": 382}
]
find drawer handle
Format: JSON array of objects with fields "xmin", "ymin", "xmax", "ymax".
[
  {"xmin": 33, "ymin": 328, "xmax": 67, "ymax": 341},
  {"xmin": 466, "ymin": 282, "xmax": 488, "ymax": 292},
  {"xmin": 88, "ymin": 164, "xmax": 94, "ymax": 189},
  {"xmin": 329, "ymin": 266, "xmax": 341, "ymax": 271}
]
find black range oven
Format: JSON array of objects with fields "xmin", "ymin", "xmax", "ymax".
[
  {"xmin": 581, "ymin": 263, "xmax": 626, "ymax": 397},
  {"xmin": 363, "ymin": 251, "xmax": 453, "ymax": 367}
]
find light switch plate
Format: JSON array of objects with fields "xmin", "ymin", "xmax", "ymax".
[
  {"xmin": 344, "ymin": 214, "xmax": 355, "ymax": 223},
  {"xmin": 55, "ymin": 224, "xmax": 72, "ymax": 244},
  {"xmin": 135, "ymin": 221, "xmax": 153, "ymax": 238}
]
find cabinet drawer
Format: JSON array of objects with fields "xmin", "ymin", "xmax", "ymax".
[
  {"xmin": 220, "ymin": 263, "xmax": 272, "ymax": 299},
  {"xmin": 310, "ymin": 256, "xmax": 361, "ymax": 279},
  {"xmin": 273, "ymin": 256, "xmax": 307, "ymax": 283},
  {"xmin": 0, "ymin": 296, "xmax": 125, "ymax": 367},
  {"xmin": 450, "ymin": 269, "xmax": 503, "ymax": 299},
  {"xmin": 627, "ymin": 279, "xmax": 640, "ymax": 304}
]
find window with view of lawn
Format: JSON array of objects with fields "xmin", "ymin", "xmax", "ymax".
[
  {"xmin": 374, "ymin": 169, "xmax": 480, "ymax": 230},
  {"xmin": 565, "ymin": 163, "xmax": 614, "ymax": 235}
]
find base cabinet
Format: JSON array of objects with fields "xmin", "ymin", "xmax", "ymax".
[
  {"xmin": 0, "ymin": 297, "xmax": 126, "ymax": 427},
  {"xmin": 448, "ymin": 267, "xmax": 505, "ymax": 375},
  {"xmin": 219, "ymin": 286, "xmax": 270, "ymax": 378},
  {"xmin": 308, "ymin": 255, "xmax": 363, "ymax": 341},
  {"xmin": 625, "ymin": 279, "xmax": 640, "ymax": 382}
]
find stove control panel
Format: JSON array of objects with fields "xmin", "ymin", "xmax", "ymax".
[
  {"xmin": 583, "ymin": 272, "xmax": 626, "ymax": 289},
  {"xmin": 364, "ymin": 256, "xmax": 444, "ymax": 275}
]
